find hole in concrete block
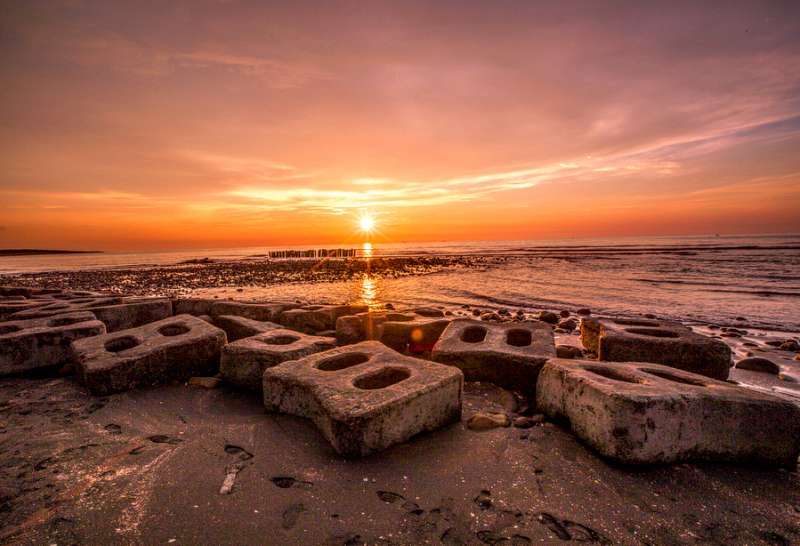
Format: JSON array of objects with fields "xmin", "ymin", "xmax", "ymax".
[
  {"xmin": 612, "ymin": 319, "xmax": 660, "ymax": 327},
  {"xmin": 48, "ymin": 316, "xmax": 84, "ymax": 327},
  {"xmin": 506, "ymin": 329, "xmax": 532, "ymax": 347},
  {"xmin": 0, "ymin": 325, "xmax": 22, "ymax": 335},
  {"xmin": 317, "ymin": 352, "xmax": 370, "ymax": 371},
  {"xmin": 583, "ymin": 366, "xmax": 641, "ymax": 384},
  {"xmin": 624, "ymin": 328, "xmax": 680, "ymax": 338},
  {"xmin": 261, "ymin": 335, "xmax": 300, "ymax": 345},
  {"xmin": 353, "ymin": 367, "xmax": 411, "ymax": 390},
  {"xmin": 158, "ymin": 323, "xmax": 191, "ymax": 337},
  {"xmin": 105, "ymin": 336, "xmax": 140, "ymax": 353},
  {"xmin": 461, "ymin": 326, "xmax": 487, "ymax": 343},
  {"xmin": 640, "ymin": 368, "xmax": 708, "ymax": 386}
]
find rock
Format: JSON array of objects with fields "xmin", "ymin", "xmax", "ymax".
[
  {"xmin": 538, "ymin": 311, "xmax": 559, "ymax": 325},
  {"xmin": 480, "ymin": 312, "xmax": 501, "ymax": 322},
  {"xmin": 555, "ymin": 345, "xmax": 583, "ymax": 359},
  {"xmin": 413, "ymin": 306, "xmax": 445, "ymax": 318},
  {"xmin": 577, "ymin": 308, "xmax": 591, "ymax": 316},
  {"xmin": 262, "ymin": 341, "xmax": 463, "ymax": 457},
  {"xmin": 512, "ymin": 416, "xmax": 540, "ymax": 428},
  {"xmin": 212, "ymin": 315, "xmax": 282, "ymax": 342},
  {"xmin": 73, "ymin": 314, "xmax": 227, "ymax": 395},
  {"xmin": 221, "ymin": 329, "xmax": 336, "ymax": 391},
  {"xmin": 0, "ymin": 312, "xmax": 106, "ymax": 376},
  {"xmin": 557, "ymin": 318, "xmax": 577, "ymax": 331},
  {"xmin": 780, "ymin": 340, "xmax": 800, "ymax": 352},
  {"xmin": 735, "ymin": 357, "xmax": 780, "ymax": 375},
  {"xmin": 432, "ymin": 319, "xmax": 556, "ymax": 397},
  {"xmin": 189, "ymin": 376, "xmax": 221, "ymax": 388},
  {"xmin": 536, "ymin": 359, "xmax": 800, "ymax": 466},
  {"xmin": 560, "ymin": 310, "xmax": 570, "ymax": 318},
  {"xmin": 498, "ymin": 308, "xmax": 510, "ymax": 316},
  {"xmin": 472, "ymin": 309, "xmax": 481, "ymax": 316},
  {"xmin": 384, "ymin": 303, "xmax": 395, "ymax": 310},
  {"xmin": 580, "ymin": 317, "xmax": 731, "ymax": 380},
  {"xmin": 467, "ymin": 412, "xmax": 510, "ymax": 431}
]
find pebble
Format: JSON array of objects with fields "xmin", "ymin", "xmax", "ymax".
[
  {"xmin": 189, "ymin": 377, "xmax": 221, "ymax": 388},
  {"xmin": 560, "ymin": 310, "xmax": 570, "ymax": 318},
  {"xmin": 576, "ymin": 308, "xmax": 591, "ymax": 315},
  {"xmin": 513, "ymin": 415, "xmax": 545, "ymax": 428},
  {"xmin": 467, "ymin": 412, "xmax": 510, "ymax": 431},
  {"xmin": 538, "ymin": 311, "xmax": 559, "ymax": 324}
]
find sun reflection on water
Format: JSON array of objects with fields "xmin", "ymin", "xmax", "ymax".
[
  {"xmin": 362, "ymin": 241, "xmax": 373, "ymax": 258},
  {"xmin": 360, "ymin": 274, "xmax": 377, "ymax": 306}
]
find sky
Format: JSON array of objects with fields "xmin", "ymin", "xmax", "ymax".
[{"xmin": 1, "ymin": 1, "xmax": 799, "ymax": 251}]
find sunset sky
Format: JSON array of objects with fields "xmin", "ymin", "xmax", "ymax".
[{"xmin": 2, "ymin": 1, "xmax": 799, "ymax": 250}]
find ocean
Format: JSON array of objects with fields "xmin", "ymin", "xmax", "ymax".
[{"xmin": 2, "ymin": 234, "xmax": 799, "ymax": 331}]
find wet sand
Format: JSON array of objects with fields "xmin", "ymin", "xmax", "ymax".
[{"xmin": 2, "ymin": 377, "xmax": 799, "ymax": 546}]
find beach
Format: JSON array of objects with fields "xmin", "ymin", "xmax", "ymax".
[{"xmin": 2, "ymin": 237, "xmax": 800, "ymax": 545}]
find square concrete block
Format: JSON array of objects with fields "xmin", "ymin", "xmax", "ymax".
[
  {"xmin": 536, "ymin": 359, "xmax": 800, "ymax": 467},
  {"xmin": 209, "ymin": 301, "xmax": 296, "ymax": 322},
  {"xmin": 0, "ymin": 312, "xmax": 106, "ymax": 376},
  {"xmin": 10, "ymin": 297, "xmax": 173, "ymax": 332},
  {"xmin": 580, "ymin": 317, "xmax": 732, "ymax": 380},
  {"xmin": 431, "ymin": 319, "xmax": 556, "ymax": 395},
  {"xmin": 280, "ymin": 304, "xmax": 369, "ymax": 334},
  {"xmin": 213, "ymin": 315, "xmax": 282, "ymax": 342},
  {"xmin": 172, "ymin": 297, "xmax": 216, "ymax": 317},
  {"xmin": 73, "ymin": 314, "xmax": 227, "ymax": 395},
  {"xmin": 263, "ymin": 341, "xmax": 463, "ymax": 457},
  {"xmin": 221, "ymin": 329, "xmax": 336, "ymax": 390},
  {"xmin": 380, "ymin": 315, "xmax": 451, "ymax": 354},
  {"xmin": 335, "ymin": 311, "xmax": 416, "ymax": 345}
]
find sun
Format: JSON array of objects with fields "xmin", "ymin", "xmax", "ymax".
[{"xmin": 359, "ymin": 215, "xmax": 375, "ymax": 232}]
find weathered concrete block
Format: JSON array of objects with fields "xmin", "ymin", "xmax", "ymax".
[
  {"xmin": 335, "ymin": 311, "xmax": 416, "ymax": 345},
  {"xmin": 73, "ymin": 314, "xmax": 227, "ymax": 395},
  {"xmin": 10, "ymin": 297, "xmax": 172, "ymax": 332},
  {"xmin": 209, "ymin": 300, "xmax": 295, "ymax": 322},
  {"xmin": 221, "ymin": 329, "xmax": 336, "ymax": 390},
  {"xmin": 0, "ymin": 312, "xmax": 106, "ymax": 376},
  {"xmin": 213, "ymin": 315, "xmax": 282, "ymax": 342},
  {"xmin": 172, "ymin": 297, "xmax": 216, "ymax": 317},
  {"xmin": 263, "ymin": 341, "xmax": 463, "ymax": 457},
  {"xmin": 432, "ymin": 319, "xmax": 556, "ymax": 395},
  {"xmin": 380, "ymin": 315, "xmax": 450, "ymax": 354},
  {"xmin": 536, "ymin": 359, "xmax": 800, "ymax": 467},
  {"xmin": 280, "ymin": 304, "xmax": 369, "ymax": 334},
  {"xmin": 580, "ymin": 317, "xmax": 732, "ymax": 380}
]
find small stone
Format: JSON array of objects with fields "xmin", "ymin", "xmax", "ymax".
[
  {"xmin": 467, "ymin": 412, "xmax": 510, "ymax": 431},
  {"xmin": 577, "ymin": 308, "xmax": 591, "ymax": 316},
  {"xmin": 538, "ymin": 311, "xmax": 559, "ymax": 324},
  {"xmin": 189, "ymin": 376, "xmax": 221, "ymax": 388},
  {"xmin": 557, "ymin": 318, "xmax": 577, "ymax": 331},
  {"xmin": 556, "ymin": 345, "xmax": 583, "ymax": 359},
  {"xmin": 480, "ymin": 312, "xmax": 501, "ymax": 322},
  {"xmin": 384, "ymin": 303, "xmax": 395, "ymax": 310},
  {"xmin": 560, "ymin": 310, "xmax": 570, "ymax": 318},
  {"xmin": 513, "ymin": 416, "xmax": 537, "ymax": 429},
  {"xmin": 472, "ymin": 309, "xmax": 481, "ymax": 316},
  {"xmin": 780, "ymin": 340, "xmax": 800, "ymax": 352}
]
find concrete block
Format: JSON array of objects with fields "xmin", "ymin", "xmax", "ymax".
[
  {"xmin": 580, "ymin": 317, "xmax": 732, "ymax": 380},
  {"xmin": 10, "ymin": 297, "xmax": 173, "ymax": 332},
  {"xmin": 221, "ymin": 329, "xmax": 335, "ymax": 390},
  {"xmin": 0, "ymin": 312, "xmax": 105, "ymax": 376},
  {"xmin": 536, "ymin": 359, "xmax": 800, "ymax": 467},
  {"xmin": 335, "ymin": 311, "xmax": 416, "ymax": 345},
  {"xmin": 73, "ymin": 314, "xmax": 227, "ymax": 395},
  {"xmin": 432, "ymin": 319, "xmax": 556, "ymax": 395},
  {"xmin": 263, "ymin": 341, "xmax": 463, "ymax": 457},
  {"xmin": 209, "ymin": 300, "xmax": 296, "ymax": 322},
  {"xmin": 380, "ymin": 315, "xmax": 451, "ymax": 354},
  {"xmin": 280, "ymin": 304, "xmax": 369, "ymax": 334},
  {"xmin": 213, "ymin": 315, "xmax": 282, "ymax": 342}
]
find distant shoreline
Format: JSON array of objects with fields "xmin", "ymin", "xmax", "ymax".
[{"xmin": 0, "ymin": 249, "xmax": 103, "ymax": 257}]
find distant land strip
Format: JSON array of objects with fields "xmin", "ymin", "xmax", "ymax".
[{"xmin": 0, "ymin": 249, "xmax": 103, "ymax": 256}]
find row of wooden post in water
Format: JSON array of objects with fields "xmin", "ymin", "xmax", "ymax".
[{"xmin": 268, "ymin": 248, "xmax": 360, "ymax": 259}]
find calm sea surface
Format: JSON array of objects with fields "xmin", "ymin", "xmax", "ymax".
[{"xmin": 2, "ymin": 235, "xmax": 799, "ymax": 331}]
